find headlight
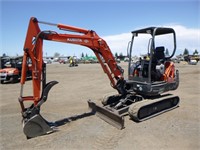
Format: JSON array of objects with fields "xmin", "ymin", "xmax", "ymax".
[{"xmin": 8, "ymin": 71, "xmax": 14, "ymax": 75}]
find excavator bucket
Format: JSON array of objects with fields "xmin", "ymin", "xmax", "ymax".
[
  {"xmin": 23, "ymin": 114, "xmax": 55, "ymax": 139},
  {"xmin": 22, "ymin": 81, "xmax": 58, "ymax": 139},
  {"xmin": 88, "ymin": 100, "xmax": 124, "ymax": 129}
]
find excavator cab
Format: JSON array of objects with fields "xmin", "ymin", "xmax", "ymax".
[
  {"xmin": 92, "ymin": 27, "xmax": 180, "ymax": 129},
  {"xmin": 126, "ymin": 27, "xmax": 179, "ymax": 96}
]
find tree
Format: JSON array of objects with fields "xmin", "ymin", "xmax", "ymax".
[
  {"xmin": 81, "ymin": 52, "xmax": 84, "ymax": 58},
  {"xmin": 118, "ymin": 52, "xmax": 124, "ymax": 60},
  {"xmin": 183, "ymin": 48, "xmax": 189, "ymax": 55},
  {"xmin": 165, "ymin": 48, "xmax": 169, "ymax": 56},
  {"xmin": 2, "ymin": 53, "xmax": 7, "ymax": 57},
  {"xmin": 193, "ymin": 49, "xmax": 198, "ymax": 55},
  {"xmin": 115, "ymin": 52, "xmax": 118, "ymax": 58},
  {"xmin": 54, "ymin": 52, "xmax": 60, "ymax": 58}
]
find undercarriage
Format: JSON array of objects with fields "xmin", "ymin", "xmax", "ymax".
[{"xmin": 88, "ymin": 92, "xmax": 179, "ymax": 129}]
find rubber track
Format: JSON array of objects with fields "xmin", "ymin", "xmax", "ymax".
[{"xmin": 128, "ymin": 95, "xmax": 179, "ymax": 122}]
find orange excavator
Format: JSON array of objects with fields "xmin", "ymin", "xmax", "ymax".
[{"xmin": 19, "ymin": 17, "xmax": 179, "ymax": 138}]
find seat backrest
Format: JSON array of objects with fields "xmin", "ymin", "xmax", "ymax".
[
  {"xmin": 154, "ymin": 46, "xmax": 165, "ymax": 60},
  {"xmin": 151, "ymin": 46, "xmax": 165, "ymax": 72}
]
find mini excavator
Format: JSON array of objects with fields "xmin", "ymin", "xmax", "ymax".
[{"xmin": 19, "ymin": 17, "xmax": 179, "ymax": 138}]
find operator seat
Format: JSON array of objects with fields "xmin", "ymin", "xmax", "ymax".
[
  {"xmin": 151, "ymin": 46, "xmax": 165, "ymax": 81},
  {"xmin": 153, "ymin": 46, "xmax": 165, "ymax": 63}
]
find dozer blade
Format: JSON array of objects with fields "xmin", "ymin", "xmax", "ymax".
[
  {"xmin": 23, "ymin": 114, "xmax": 54, "ymax": 139},
  {"xmin": 88, "ymin": 100, "xmax": 124, "ymax": 129},
  {"xmin": 128, "ymin": 95, "xmax": 180, "ymax": 122}
]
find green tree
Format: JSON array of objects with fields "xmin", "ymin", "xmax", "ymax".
[
  {"xmin": 183, "ymin": 48, "xmax": 189, "ymax": 55},
  {"xmin": 81, "ymin": 52, "xmax": 84, "ymax": 58},
  {"xmin": 115, "ymin": 52, "xmax": 118, "ymax": 58},
  {"xmin": 54, "ymin": 52, "xmax": 60, "ymax": 58},
  {"xmin": 165, "ymin": 48, "xmax": 169, "ymax": 56},
  {"xmin": 193, "ymin": 49, "xmax": 198, "ymax": 55},
  {"xmin": 2, "ymin": 53, "xmax": 7, "ymax": 57}
]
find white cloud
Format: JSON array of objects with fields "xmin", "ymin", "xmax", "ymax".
[
  {"xmin": 102, "ymin": 33, "xmax": 132, "ymax": 55},
  {"xmin": 103, "ymin": 25, "xmax": 200, "ymax": 56},
  {"xmin": 172, "ymin": 25, "xmax": 200, "ymax": 53},
  {"xmin": 103, "ymin": 33, "xmax": 132, "ymax": 55}
]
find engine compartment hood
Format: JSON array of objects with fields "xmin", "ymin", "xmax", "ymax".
[{"xmin": 0, "ymin": 68, "xmax": 17, "ymax": 73}]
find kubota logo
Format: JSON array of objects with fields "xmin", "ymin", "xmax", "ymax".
[{"xmin": 67, "ymin": 38, "xmax": 82, "ymax": 42}]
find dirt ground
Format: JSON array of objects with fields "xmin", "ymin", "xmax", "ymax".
[{"xmin": 0, "ymin": 62, "xmax": 200, "ymax": 150}]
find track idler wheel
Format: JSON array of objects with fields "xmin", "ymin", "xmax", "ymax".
[{"xmin": 101, "ymin": 94, "xmax": 122, "ymax": 105}]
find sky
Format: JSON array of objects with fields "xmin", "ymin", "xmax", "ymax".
[{"xmin": 0, "ymin": 0, "xmax": 199, "ymax": 57}]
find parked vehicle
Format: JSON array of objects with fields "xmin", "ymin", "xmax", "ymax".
[{"xmin": 0, "ymin": 56, "xmax": 32, "ymax": 84}]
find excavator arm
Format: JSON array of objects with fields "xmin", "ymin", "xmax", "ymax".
[
  {"xmin": 20, "ymin": 17, "xmax": 125, "ymax": 106},
  {"xmin": 19, "ymin": 17, "xmax": 126, "ymax": 138}
]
